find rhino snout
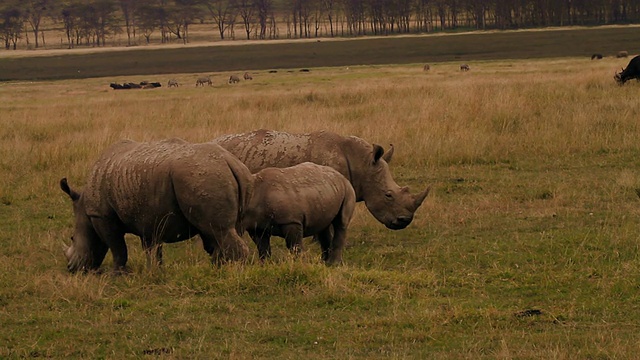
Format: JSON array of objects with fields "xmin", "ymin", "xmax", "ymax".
[{"xmin": 387, "ymin": 215, "xmax": 413, "ymax": 230}]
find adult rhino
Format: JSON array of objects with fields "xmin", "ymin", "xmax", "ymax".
[
  {"xmin": 60, "ymin": 139, "xmax": 253, "ymax": 273},
  {"xmin": 212, "ymin": 129, "xmax": 429, "ymax": 230}
]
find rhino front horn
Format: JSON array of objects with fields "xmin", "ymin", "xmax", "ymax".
[{"xmin": 414, "ymin": 186, "xmax": 431, "ymax": 209}]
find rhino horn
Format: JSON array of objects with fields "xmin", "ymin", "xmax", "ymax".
[
  {"xmin": 382, "ymin": 144, "xmax": 394, "ymax": 163},
  {"xmin": 413, "ymin": 186, "xmax": 431, "ymax": 209}
]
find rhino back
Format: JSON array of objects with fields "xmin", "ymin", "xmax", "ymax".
[
  {"xmin": 213, "ymin": 129, "xmax": 348, "ymax": 176},
  {"xmin": 84, "ymin": 139, "xmax": 243, "ymax": 234}
]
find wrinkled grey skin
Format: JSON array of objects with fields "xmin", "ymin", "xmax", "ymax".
[
  {"xmin": 245, "ymin": 162, "xmax": 356, "ymax": 265},
  {"xmin": 213, "ymin": 129, "xmax": 430, "ymax": 230},
  {"xmin": 60, "ymin": 138, "xmax": 253, "ymax": 273}
]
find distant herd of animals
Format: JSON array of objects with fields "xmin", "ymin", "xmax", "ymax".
[
  {"xmin": 108, "ymin": 55, "xmax": 640, "ymax": 91},
  {"xmin": 60, "ymin": 129, "xmax": 430, "ymax": 273}
]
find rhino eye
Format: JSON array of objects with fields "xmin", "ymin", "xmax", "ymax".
[{"xmin": 385, "ymin": 191, "xmax": 393, "ymax": 200}]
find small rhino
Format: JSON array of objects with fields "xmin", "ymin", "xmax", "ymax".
[
  {"xmin": 244, "ymin": 162, "xmax": 356, "ymax": 265},
  {"xmin": 243, "ymin": 72, "xmax": 253, "ymax": 80},
  {"xmin": 460, "ymin": 64, "xmax": 470, "ymax": 71},
  {"xmin": 229, "ymin": 75, "xmax": 241, "ymax": 84}
]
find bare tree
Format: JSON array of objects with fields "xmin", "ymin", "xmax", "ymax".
[
  {"xmin": 204, "ymin": 0, "xmax": 237, "ymax": 40},
  {"xmin": 119, "ymin": 0, "xmax": 137, "ymax": 45},
  {"xmin": 255, "ymin": 0, "xmax": 271, "ymax": 39},
  {"xmin": 0, "ymin": 5, "xmax": 23, "ymax": 50},
  {"xmin": 236, "ymin": 0, "xmax": 256, "ymax": 39},
  {"xmin": 22, "ymin": 0, "xmax": 51, "ymax": 48}
]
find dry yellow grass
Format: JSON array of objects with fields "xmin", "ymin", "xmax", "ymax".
[{"xmin": 2, "ymin": 55, "xmax": 640, "ymax": 358}]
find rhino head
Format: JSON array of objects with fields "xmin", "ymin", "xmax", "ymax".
[
  {"xmin": 347, "ymin": 140, "xmax": 430, "ymax": 230},
  {"xmin": 60, "ymin": 178, "xmax": 108, "ymax": 273}
]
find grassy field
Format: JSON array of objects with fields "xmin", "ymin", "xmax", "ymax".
[{"xmin": 2, "ymin": 31, "xmax": 640, "ymax": 358}]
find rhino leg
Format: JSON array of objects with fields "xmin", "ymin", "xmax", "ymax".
[
  {"xmin": 317, "ymin": 227, "xmax": 333, "ymax": 263},
  {"xmin": 326, "ymin": 225, "xmax": 347, "ymax": 266},
  {"xmin": 281, "ymin": 224, "xmax": 304, "ymax": 255},
  {"xmin": 201, "ymin": 230, "xmax": 249, "ymax": 264},
  {"xmin": 90, "ymin": 218, "xmax": 128, "ymax": 273},
  {"xmin": 249, "ymin": 229, "xmax": 272, "ymax": 260}
]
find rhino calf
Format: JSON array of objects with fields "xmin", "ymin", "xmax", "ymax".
[
  {"xmin": 244, "ymin": 162, "xmax": 356, "ymax": 265},
  {"xmin": 60, "ymin": 139, "xmax": 253, "ymax": 273}
]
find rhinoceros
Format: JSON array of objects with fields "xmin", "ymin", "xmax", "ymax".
[
  {"xmin": 245, "ymin": 162, "xmax": 356, "ymax": 265},
  {"xmin": 212, "ymin": 129, "xmax": 429, "ymax": 230},
  {"xmin": 60, "ymin": 138, "xmax": 253, "ymax": 273}
]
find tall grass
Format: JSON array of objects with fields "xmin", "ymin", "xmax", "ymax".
[{"xmin": 2, "ymin": 56, "xmax": 640, "ymax": 358}]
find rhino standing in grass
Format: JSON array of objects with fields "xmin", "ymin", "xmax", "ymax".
[
  {"xmin": 245, "ymin": 162, "xmax": 356, "ymax": 265},
  {"xmin": 212, "ymin": 129, "xmax": 430, "ymax": 230},
  {"xmin": 60, "ymin": 139, "xmax": 253, "ymax": 273}
]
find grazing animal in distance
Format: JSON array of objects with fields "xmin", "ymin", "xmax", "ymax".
[
  {"xmin": 110, "ymin": 83, "xmax": 125, "ymax": 90},
  {"xmin": 243, "ymin": 72, "xmax": 253, "ymax": 80},
  {"xmin": 460, "ymin": 64, "xmax": 470, "ymax": 71},
  {"xmin": 127, "ymin": 82, "xmax": 142, "ymax": 89},
  {"xmin": 423, "ymin": 64, "xmax": 430, "ymax": 71},
  {"xmin": 591, "ymin": 53, "xmax": 603, "ymax": 60},
  {"xmin": 60, "ymin": 139, "xmax": 253, "ymax": 273},
  {"xmin": 212, "ymin": 129, "xmax": 430, "ymax": 231},
  {"xmin": 142, "ymin": 82, "xmax": 161, "ymax": 89},
  {"xmin": 615, "ymin": 55, "xmax": 640, "ymax": 85},
  {"xmin": 617, "ymin": 51, "xmax": 629, "ymax": 58},
  {"xmin": 196, "ymin": 76, "xmax": 212, "ymax": 87},
  {"xmin": 244, "ymin": 162, "xmax": 356, "ymax": 265},
  {"xmin": 228, "ymin": 75, "xmax": 241, "ymax": 84},
  {"xmin": 168, "ymin": 79, "xmax": 179, "ymax": 87}
]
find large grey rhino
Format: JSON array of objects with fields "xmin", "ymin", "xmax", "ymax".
[
  {"xmin": 212, "ymin": 129, "xmax": 429, "ymax": 230},
  {"xmin": 245, "ymin": 162, "xmax": 356, "ymax": 265},
  {"xmin": 60, "ymin": 138, "xmax": 253, "ymax": 273}
]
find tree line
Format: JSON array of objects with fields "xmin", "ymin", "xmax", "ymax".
[{"xmin": 1, "ymin": 0, "xmax": 639, "ymax": 50}]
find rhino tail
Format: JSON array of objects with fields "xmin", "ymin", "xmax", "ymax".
[{"xmin": 223, "ymin": 154, "xmax": 254, "ymax": 236}]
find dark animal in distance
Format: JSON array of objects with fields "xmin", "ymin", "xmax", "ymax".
[
  {"xmin": 110, "ymin": 82, "xmax": 160, "ymax": 90},
  {"xmin": 212, "ymin": 129, "xmax": 430, "ymax": 231},
  {"xmin": 196, "ymin": 76, "xmax": 212, "ymax": 87},
  {"xmin": 168, "ymin": 79, "xmax": 179, "ymax": 87},
  {"xmin": 228, "ymin": 75, "xmax": 241, "ymax": 84},
  {"xmin": 243, "ymin": 72, "xmax": 253, "ymax": 80},
  {"xmin": 591, "ymin": 54, "xmax": 603, "ymax": 60},
  {"xmin": 615, "ymin": 55, "xmax": 640, "ymax": 85},
  {"xmin": 60, "ymin": 139, "xmax": 253, "ymax": 273},
  {"xmin": 617, "ymin": 51, "xmax": 629, "ymax": 58},
  {"xmin": 300, "ymin": 69, "xmax": 310, "ymax": 72},
  {"xmin": 244, "ymin": 162, "xmax": 356, "ymax": 265},
  {"xmin": 460, "ymin": 64, "xmax": 470, "ymax": 71},
  {"xmin": 423, "ymin": 64, "xmax": 430, "ymax": 71}
]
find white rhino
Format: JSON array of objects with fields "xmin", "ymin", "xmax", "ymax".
[
  {"xmin": 60, "ymin": 138, "xmax": 253, "ymax": 273},
  {"xmin": 245, "ymin": 162, "xmax": 356, "ymax": 265},
  {"xmin": 212, "ymin": 129, "xmax": 429, "ymax": 230}
]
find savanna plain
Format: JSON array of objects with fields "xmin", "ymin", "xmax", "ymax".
[{"xmin": 2, "ymin": 42, "xmax": 640, "ymax": 359}]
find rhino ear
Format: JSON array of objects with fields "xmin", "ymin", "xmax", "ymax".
[
  {"xmin": 382, "ymin": 144, "xmax": 394, "ymax": 163},
  {"xmin": 372, "ymin": 144, "xmax": 385, "ymax": 163},
  {"xmin": 60, "ymin": 178, "xmax": 80, "ymax": 201}
]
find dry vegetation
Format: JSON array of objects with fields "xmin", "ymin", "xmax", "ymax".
[{"xmin": 2, "ymin": 55, "xmax": 640, "ymax": 358}]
